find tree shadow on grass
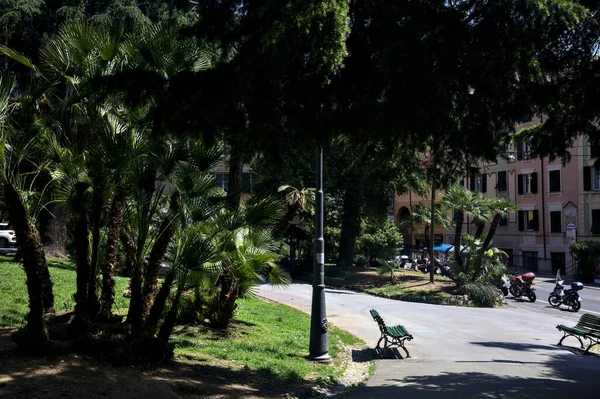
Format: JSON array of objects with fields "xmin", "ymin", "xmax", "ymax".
[{"xmin": 0, "ymin": 352, "xmax": 322, "ymax": 399}]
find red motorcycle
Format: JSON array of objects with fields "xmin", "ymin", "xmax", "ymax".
[{"xmin": 507, "ymin": 272, "xmax": 537, "ymax": 302}]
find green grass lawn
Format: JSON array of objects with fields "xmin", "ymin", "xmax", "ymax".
[
  {"xmin": 0, "ymin": 255, "xmax": 367, "ymax": 386},
  {"xmin": 172, "ymin": 298, "xmax": 363, "ymax": 383},
  {"xmin": 0, "ymin": 255, "xmax": 130, "ymax": 327}
]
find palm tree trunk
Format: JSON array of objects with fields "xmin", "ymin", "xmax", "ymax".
[
  {"xmin": 142, "ymin": 193, "xmax": 179, "ymax": 315},
  {"xmin": 454, "ymin": 210, "xmax": 464, "ymax": 268},
  {"xmin": 98, "ymin": 188, "xmax": 127, "ymax": 320},
  {"xmin": 145, "ymin": 271, "xmax": 175, "ymax": 336},
  {"xmin": 4, "ymin": 183, "xmax": 50, "ymax": 349},
  {"xmin": 123, "ymin": 229, "xmax": 144, "ymax": 335},
  {"xmin": 87, "ymin": 186, "xmax": 104, "ymax": 317},
  {"xmin": 157, "ymin": 289, "xmax": 182, "ymax": 350},
  {"xmin": 227, "ymin": 148, "xmax": 244, "ymax": 210},
  {"xmin": 482, "ymin": 214, "xmax": 501, "ymax": 250},
  {"xmin": 338, "ymin": 184, "xmax": 361, "ymax": 270},
  {"xmin": 475, "ymin": 221, "xmax": 486, "ymax": 238},
  {"xmin": 41, "ymin": 203, "xmax": 69, "ymax": 259},
  {"xmin": 73, "ymin": 183, "xmax": 91, "ymax": 332}
]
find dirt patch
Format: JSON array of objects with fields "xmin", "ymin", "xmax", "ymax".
[
  {"xmin": 0, "ymin": 343, "xmax": 371, "ymax": 399},
  {"xmin": 325, "ymin": 268, "xmax": 456, "ymax": 295}
]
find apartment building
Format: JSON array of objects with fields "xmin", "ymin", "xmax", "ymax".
[{"xmin": 393, "ymin": 118, "xmax": 598, "ymax": 279}]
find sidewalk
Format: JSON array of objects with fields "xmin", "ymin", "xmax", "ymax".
[{"xmin": 257, "ymin": 283, "xmax": 599, "ymax": 399}]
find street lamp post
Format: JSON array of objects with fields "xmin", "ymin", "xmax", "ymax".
[{"xmin": 309, "ymin": 147, "xmax": 332, "ymax": 363}]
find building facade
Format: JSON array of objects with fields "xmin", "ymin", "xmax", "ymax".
[{"xmin": 393, "ymin": 120, "xmax": 598, "ymax": 279}]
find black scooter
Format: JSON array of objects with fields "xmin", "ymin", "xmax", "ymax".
[{"xmin": 548, "ymin": 272, "xmax": 583, "ymax": 312}]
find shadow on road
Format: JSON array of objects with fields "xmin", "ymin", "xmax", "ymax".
[
  {"xmin": 347, "ymin": 342, "xmax": 600, "ymax": 399},
  {"xmin": 469, "ymin": 341, "xmax": 560, "ymax": 352}
]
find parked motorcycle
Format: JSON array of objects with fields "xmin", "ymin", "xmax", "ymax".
[
  {"xmin": 548, "ymin": 272, "xmax": 583, "ymax": 312},
  {"xmin": 508, "ymin": 271, "xmax": 537, "ymax": 302}
]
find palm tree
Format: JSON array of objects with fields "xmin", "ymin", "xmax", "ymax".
[
  {"xmin": 481, "ymin": 197, "xmax": 518, "ymax": 250},
  {"xmin": 0, "ymin": 75, "xmax": 54, "ymax": 349},
  {"xmin": 472, "ymin": 192, "xmax": 491, "ymax": 238},
  {"xmin": 408, "ymin": 203, "xmax": 453, "ymax": 252},
  {"xmin": 275, "ymin": 185, "xmax": 315, "ymax": 237},
  {"xmin": 442, "ymin": 185, "xmax": 472, "ymax": 267},
  {"xmin": 442, "ymin": 186, "xmax": 488, "ymax": 267}
]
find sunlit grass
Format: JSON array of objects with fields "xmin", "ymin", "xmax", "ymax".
[
  {"xmin": 0, "ymin": 255, "xmax": 368, "ymax": 385},
  {"xmin": 0, "ymin": 255, "xmax": 130, "ymax": 327},
  {"xmin": 172, "ymin": 297, "xmax": 365, "ymax": 383}
]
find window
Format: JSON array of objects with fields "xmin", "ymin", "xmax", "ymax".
[
  {"xmin": 522, "ymin": 251, "xmax": 538, "ymax": 271},
  {"xmin": 551, "ymin": 252, "xmax": 566, "ymax": 275},
  {"xmin": 517, "ymin": 173, "xmax": 537, "ymax": 195},
  {"xmin": 496, "ymin": 171, "xmax": 507, "ymax": 191},
  {"xmin": 516, "ymin": 139, "xmax": 533, "ymax": 160},
  {"xmin": 518, "ymin": 210, "xmax": 539, "ymax": 231},
  {"xmin": 469, "ymin": 174, "xmax": 487, "ymax": 192},
  {"xmin": 583, "ymin": 166, "xmax": 600, "ymax": 191},
  {"xmin": 550, "ymin": 211, "xmax": 562, "ymax": 233},
  {"xmin": 215, "ymin": 172, "xmax": 229, "ymax": 191},
  {"xmin": 548, "ymin": 170, "xmax": 561, "ymax": 193},
  {"xmin": 592, "ymin": 210, "xmax": 600, "ymax": 234},
  {"xmin": 520, "ymin": 115, "xmax": 533, "ymax": 123},
  {"xmin": 591, "ymin": 144, "xmax": 600, "ymax": 158}
]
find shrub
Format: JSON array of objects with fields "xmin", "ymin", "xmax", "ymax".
[
  {"xmin": 459, "ymin": 282, "xmax": 502, "ymax": 307},
  {"xmin": 355, "ymin": 218, "xmax": 403, "ymax": 265}
]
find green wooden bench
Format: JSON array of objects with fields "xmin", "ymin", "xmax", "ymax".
[
  {"xmin": 370, "ymin": 309, "xmax": 413, "ymax": 358},
  {"xmin": 556, "ymin": 313, "xmax": 600, "ymax": 354}
]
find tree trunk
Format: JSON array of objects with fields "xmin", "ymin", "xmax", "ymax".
[
  {"xmin": 145, "ymin": 271, "xmax": 175, "ymax": 336},
  {"xmin": 98, "ymin": 189, "xmax": 127, "ymax": 320},
  {"xmin": 482, "ymin": 214, "xmax": 501, "ymax": 250},
  {"xmin": 73, "ymin": 183, "xmax": 91, "ymax": 332},
  {"xmin": 120, "ymin": 228, "xmax": 136, "ymax": 277},
  {"xmin": 475, "ymin": 221, "xmax": 486, "ymax": 238},
  {"xmin": 87, "ymin": 185, "xmax": 104, "ymax": 317},
  {"xmin": 41, "ymin": 203, "xmax": 69, "ymax": 259},
  {"xmin": 157, "ymin": 289, "xmax": 182, "ymax": 350},
  {"xmin": 227, "ymin": 148, "xmax": 244, "ymax": 210},
  {"xmin": 124, "ymin": 232, "xmax": 144, "ymax": 335},
  {"xmin": 142, "ymin": 193, "xmax": 179, "ymax": 315},
  {"xmin": 454, "ymin": 210, "xmax": 464, "ymax": 268},
  {"xmin": 429, "ymin": 184, "xmax": 436, "ymax": 284},
  {"xmin": 338, "ymin": 184, "xmax": 361, "ymax": 270},
  {"xmin": 4, "ymin": 183, "xmax": 50, "ymax": 349}
]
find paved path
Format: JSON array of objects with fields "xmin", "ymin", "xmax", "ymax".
[{"xmin": 257, "ymin": 283, "xmax": 600, "ymax": 399}]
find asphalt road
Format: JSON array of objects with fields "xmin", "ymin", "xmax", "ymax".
[
  {"xmin": 506, "ymin": 278, "xmax": 600, "ymax": 318},
  {"xmin": 258, "ymin": 283, "xmax": 600, "ymax": 399}
]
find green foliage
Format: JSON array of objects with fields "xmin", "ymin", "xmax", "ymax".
[
  {"xmin": 356, "ymin": 218, "xmax": 403, "ymax": 265},
  {"xmin": 569, "ymin": 241, "xmax": 600, "ymax": 282},
  {"xmin": 458, "ymin": 282, "xmax": 502, "ymax": 308},
  {"xmin": 377, "ymin": 260, "xmax": 399, "ymax": 284}
]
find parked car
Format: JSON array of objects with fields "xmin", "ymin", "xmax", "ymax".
[{"xmin": 0, "ymin": 223, "xmax": 17, "ymax": 248}]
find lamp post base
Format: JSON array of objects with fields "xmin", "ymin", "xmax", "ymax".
[{"xmin": 307, "ymin": 353, "xmax": 333, "ymax": 364}]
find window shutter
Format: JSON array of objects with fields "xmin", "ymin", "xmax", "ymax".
[
  {"xmin": 549, "ymin": 170, "xmax": 561, "ymax": 192},
  {"xmin": 532, "ymin": 210, "xmax": 539, "ymax": 231},
  {"xmin": 531, "ymin": 172, "xmax": 538, "ymax": 194},
  {"xmin": 518, "ymin": 211, "xmax": 525, "ymax": 231},
  {"xmin": 517, "ymin": 174, "xmax": 523, "ymax": 195},
  {"xmin": 550, "ymin": 211, "xmax": 562, "ymax": 233},
  {"xmin": 481, "ymin": 174, "xmax": 487, "ymax": 192},
  {"xmin": 517, "ymin": 143, "xmax": 523, "ymax": 161},
  {"xmin": 470, "ymin": 175, "xmax": 475, "ymax": 191},
  {"xmin": 583, "ymin": 166, "xmax": 592, "ymax": 191},
  {"xmin": 498, "ymin": 171, "xmax": 507, "ymax": 191}
]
